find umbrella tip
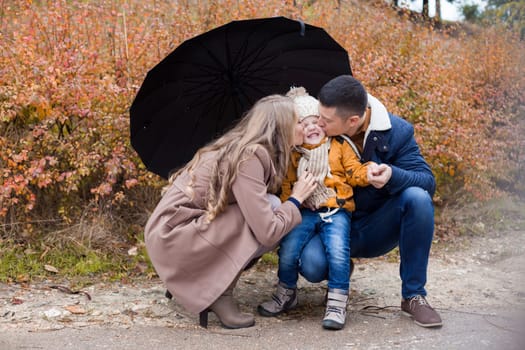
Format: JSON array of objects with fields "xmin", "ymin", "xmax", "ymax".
[{"xmin": 298, "ymin": 20, "xmax": 305, "ymax": 37}]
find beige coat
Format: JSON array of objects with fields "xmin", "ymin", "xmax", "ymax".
[{"xmin": 144, "ymin": 146, "xmax": 301, "ymax": 314}]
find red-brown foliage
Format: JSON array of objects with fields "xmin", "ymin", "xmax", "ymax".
[{"xmin": 1, "ymin": 0, "xmax": 523, "ymax": 241}]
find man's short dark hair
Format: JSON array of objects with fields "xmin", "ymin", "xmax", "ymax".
[{"xmin": 318, "ymin": 75, "xmax": 368, "ymax": 119}]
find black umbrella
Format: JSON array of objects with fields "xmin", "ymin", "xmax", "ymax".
[{"xmin": 130, "ymin": 16, "xmax": 352, "ymax": 179}]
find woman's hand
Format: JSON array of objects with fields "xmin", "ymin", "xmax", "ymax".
[{"xmin": 290, "ymin": 171, "xmax": 317, "ymax": 204}]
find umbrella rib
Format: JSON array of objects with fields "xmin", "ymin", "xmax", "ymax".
[
  {"xmin": 165, "ymin": 60, "xmax": 222, "ymax": 75},
  {"xmin": 194, "ymin": 41, "xmax": 229, "ymax": 75},
  {"xmin": 231, "ymin": 23, "xmax": 346, "ymax": 77},
  {"xmin": 238, "ymin": 47, "xmax": 349, "ymax": 78},
  {"xmin": 191, "ymin": 90, "xmax": 238, "ymax": 137},
  {"xmin": 234, "ymin": 28, "xmax": 301, "ymax": 73}
]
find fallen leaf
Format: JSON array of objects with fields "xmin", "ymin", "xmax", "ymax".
[
  {"xmin": 64, "ymin": 305, "xmax": 87, "ymax": 314},
  {"xmin": 44, "ymin": 264, "xmax": 59, "ymax": 273},
  {"xmin": 132, "ymin": 262, "xmax": 148, "ymax": 274},
  {"xmin": 127, "ymin": 246, "xmax": 138, "ymax": 256},
  {"xmin": 50, "ymin": 285, "xmax": 92, "ymax": 300},
  {"xmin": 16, "ymin": 274, "xmax": 29, "ymax": 283},
  {"xmin": 11, "ymin": 297, "xmax": 24, "ymax": 305}
]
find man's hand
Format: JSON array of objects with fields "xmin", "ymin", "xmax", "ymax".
[{"xmin": 367, "ymin": 163, "xmax": 392, "ymax": 189}]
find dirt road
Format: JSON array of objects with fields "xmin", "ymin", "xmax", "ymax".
[{"xmin": 1, "ymin": 222, "xmax": 524, "ymax": 349}]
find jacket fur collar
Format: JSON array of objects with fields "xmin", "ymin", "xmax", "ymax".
[{"xmin": 365, "ymin": 93, "xmax": 391, "ymax": 142}]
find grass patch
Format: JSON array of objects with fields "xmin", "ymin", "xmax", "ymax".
[
  {"xmin": 259, "ymin": 251, "xmax": 279, "ymax": 266},
  {"xmin": 0, "ymin": 239, "xmax": 155, "ymax": 286},
  {"xmin": 2, "ymin": 196, "xmax": 522, "ymax": 286}
]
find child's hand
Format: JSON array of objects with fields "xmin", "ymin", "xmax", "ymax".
[{"xmin": 366, "ymin": 162, "xmax": 379, "ymax": 180}]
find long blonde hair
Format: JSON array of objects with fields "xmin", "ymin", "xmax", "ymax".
[{"xmin": 166, "ymin": 94, "xmax": 297, "ymax": 222}]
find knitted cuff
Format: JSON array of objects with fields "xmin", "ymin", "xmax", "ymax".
[{"xmin": 287, "ymin": 197, "xmax": 301, "ymax": 208}]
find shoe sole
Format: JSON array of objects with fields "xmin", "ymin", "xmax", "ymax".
[
  {"xmin": 220, "ymin": 320, "xmax": 256, "ymax": 329},
  {"xmin": 401, "ymin": 310, "xmax": 443, "ymax": 328},
  {"xmin": 322, "ymin": 319, "xmax": 345, "ymax": 330},
  {"xmin": 257, "ymin": 302, "xmax": 298, "ymax": 317},
  {"xmin": 200, "ymin": 310, "xmax": 256, "ymax": 329}
]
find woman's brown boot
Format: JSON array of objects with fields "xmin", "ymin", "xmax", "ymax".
[{"xmin": 200, "ymin": 275, "xmax": 255, "ymax": 329}]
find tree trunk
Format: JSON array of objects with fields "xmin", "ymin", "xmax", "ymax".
[
  {"xmin": 435, "ymin": 0, "xmax": 441, "ymax": 21},
  {"xmin": 421, "ymin": 0, "xmax": 430, "ymax": 18}
]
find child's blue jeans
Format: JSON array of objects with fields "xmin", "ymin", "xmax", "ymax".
[{"xmin": 278, "ymin": 208, "xmax": 350, "ymax": 291}]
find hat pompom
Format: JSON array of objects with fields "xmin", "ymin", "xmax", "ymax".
[
  {"xmin": 286, "ymin": 86, "xmax": 319, "ymax": 120},
  {"xmin": 286, "ymin": 86, "xmax": 309, "ymax": 99}
]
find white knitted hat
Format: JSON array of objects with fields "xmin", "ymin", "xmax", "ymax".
[{"xmin": 286, "ymin": 86, "xmax": 319, "ymax": 121}]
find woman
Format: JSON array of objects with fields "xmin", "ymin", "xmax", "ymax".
[{"xmin": 144, "ymin": 94, "xmax": 317, "ymax": 329}]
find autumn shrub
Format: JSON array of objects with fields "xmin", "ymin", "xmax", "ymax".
[
  {"xmin": 313, "ymin": 1, "xmax": 524, "ymax": 201},
  {"xmin": 0, "ymin": 0, "xmax": 523, "ymax": 247},
  {"xmin": 0, "ymin": 0, "xmax": 299, "ymax": 243}
]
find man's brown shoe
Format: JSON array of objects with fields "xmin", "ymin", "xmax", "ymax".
[{"xmin": 401, "ymin": 295, "xmax": 442, "ymax": 328}]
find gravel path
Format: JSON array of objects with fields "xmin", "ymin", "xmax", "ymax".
[{"xmin": 1, "ymin": 227, "xmax": 524, "ymax": 349}]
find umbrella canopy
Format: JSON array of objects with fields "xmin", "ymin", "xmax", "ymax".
[{"xmin": 130, "ymin": 16, "xmax": 352, "ymax": 179}]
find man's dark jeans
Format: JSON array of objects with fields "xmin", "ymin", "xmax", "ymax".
[{"xmin": 298, "ymin": 187, "xmax": 434, "ymax": 299}]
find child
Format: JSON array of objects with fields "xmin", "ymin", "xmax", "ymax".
[{"xmin": 258, "ymin": 87, "xmax": 374, "ymax": 330}]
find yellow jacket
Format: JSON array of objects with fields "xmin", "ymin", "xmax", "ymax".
[{"xmin": 280, "ymin": 136, "xmax": 370, "ymax": 212}]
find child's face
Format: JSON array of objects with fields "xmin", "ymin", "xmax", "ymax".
[{"xmin": 301, "ymin": 115, "xmax": 325, "ymax": 145}]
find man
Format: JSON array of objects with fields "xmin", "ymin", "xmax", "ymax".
[{"xmin": 298, "ymin": 75, "xmax": 442, "ymax": 328}]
